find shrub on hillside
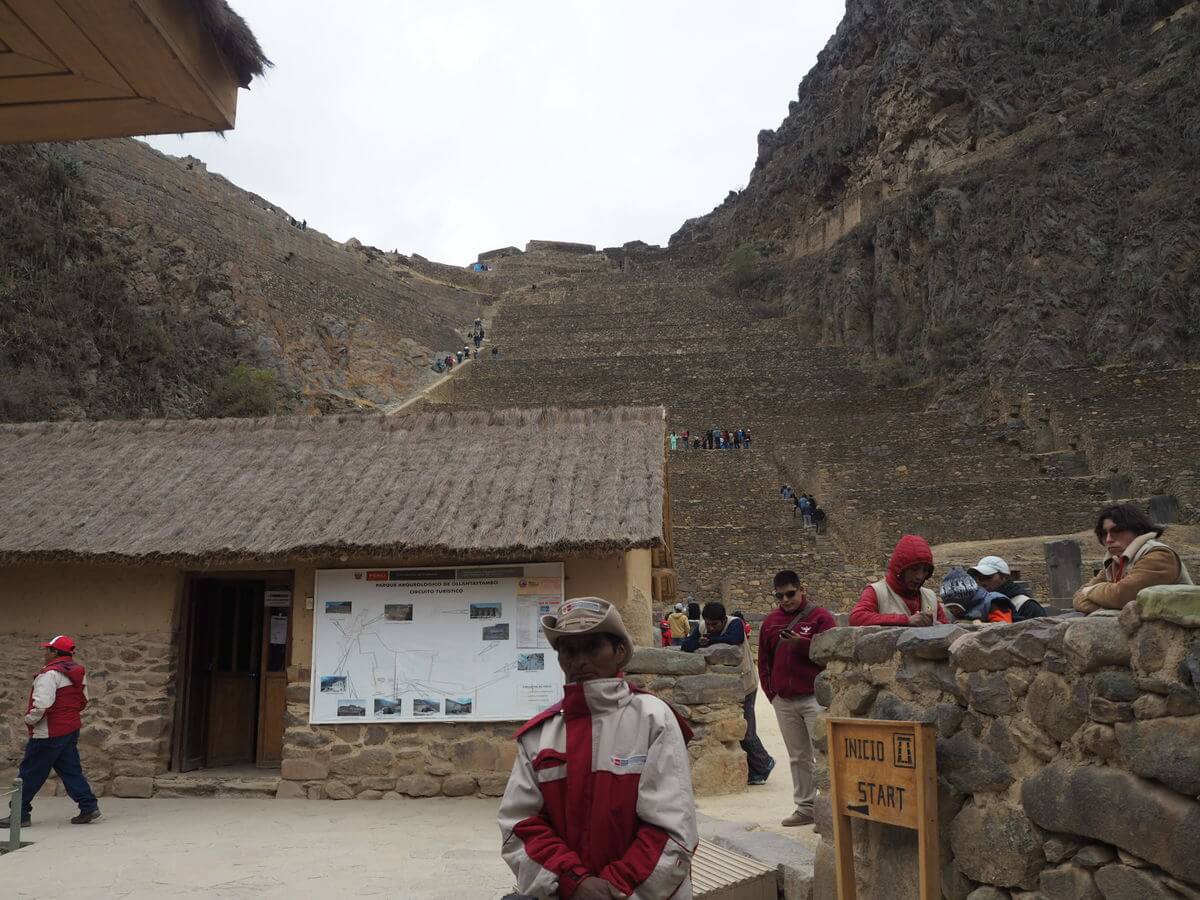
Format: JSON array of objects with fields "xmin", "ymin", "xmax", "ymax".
[
  {"xmin": 724, "ymin": 244, "xmax": 780, "ymax": 293},
  {"xmin": 208, "ymin": 364, "xmax": 283, "ymax": 418}
]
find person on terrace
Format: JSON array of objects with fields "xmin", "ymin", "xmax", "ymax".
[
  {"xmin": 850, "ymin": 534, "xmax": 949, "ymax": 626},
  {"xmin": 1073, "ymin": 503, "xmax": 1193, "ymax": 614}
]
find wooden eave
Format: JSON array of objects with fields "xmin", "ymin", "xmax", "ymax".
[{"xmin": 0, "ymin": 0, "xmax": 242, "ymax": 143}]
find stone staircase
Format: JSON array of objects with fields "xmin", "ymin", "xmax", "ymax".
[{"xmin": 152, "ymin": 769, "xmax": 280, "ymax": 799}]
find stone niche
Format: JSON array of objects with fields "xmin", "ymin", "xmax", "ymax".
[
  {"xmin": 276, "ymin": 645, "xmax": 749, "ymax": 800},
  {"xmin": 808, "ymin": 585, "xmax": 1200, "ymax": 900}
]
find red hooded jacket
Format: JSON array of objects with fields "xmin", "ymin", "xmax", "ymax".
[{"xmin": 850, "ymin": 535, "xmax": 949, "ymax": 626}]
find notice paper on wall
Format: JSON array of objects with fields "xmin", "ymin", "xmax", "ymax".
[
  {"xmin": 269, "ymin": 615, "xmax": 288, "ymax": 645},
  {"xmin": 310, "ymin": 562, "xmax": 565, "ymax": 724}
]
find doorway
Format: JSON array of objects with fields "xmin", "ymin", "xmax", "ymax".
[{"xmin": 173, "ymin": 573, "xmax": 292, "ymax": 772}]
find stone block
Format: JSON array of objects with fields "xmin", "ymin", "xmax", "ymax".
[
  {"xmin": 813, "ymin": 671, "xmax": 832, "ymax": 707},
  {"xmin": 951, "ymin": 619, "xmax": 1067, "ymax": 672},
  {"xmin": 111, "ymin": 776, "xmax": 154, "ymax": 798},
  {"xmin": 449, "ymin": 736, "xmax": 501, "ymax": 772},
  {"xmin": 1088, "ymin": 697, "xmax": 1134, "ymax": 723},
  {"xmin": 1092, "ymin": 671, "xmax": 1138, "ymax": 702},
  {"xmin": 476, "ymin": 772, "xmax": 510, "ymax": 797},
  {"xmin": 896, "ymin": 656, "xmax": 962, "ymax": 699},
  {"xmin": 275, "ymin": 781, "xmax": 307, "ymax": 800},
  {"xmin": 1038, "ymin": 862, "xmax": 1100, "ymax": 899},
  {"xmin": 896, "ymin": 624, "xmax": 966, "ymax": 660},
  {"xmin": 810, "ymin": 627, "xmax": 859, "ymax": 665},
  {"xmin": 1044, "ymin": 834, "xmax": 1084, "ymax": 863},
  {"xmin": 285, "ymin": 683, "xmax": 310, "ymax": 703},
  {"xmin": 697, "ymin": 644, "xmax": 742, "ymax": 667},
  {"xmin": 938, "ymin": 731, "xmax": 1014, "ymax": 793},
  {"xmin": 627, "ymin": 648, "xmax": 705, "ymax": 675},
  {"xmin": 441, "ymin": 774, "xmax": 478, "ymax": 797},
  {"xmin": 1046, "ymin": 539, "xmax": 1084, "ymax": 602},
  {"xmin": 113, "ymin": 760, "xmax": 161, "ymax": 778},
  {"xmin": 689, "ymin": 739, "xmax": 746, "ymax": 795},
  {"xmin": 673, "ymin": 673, "xmax": 744, "ymax": 706},
  {"xmin": 1073, "ymin": 844, "xmax": 1115, "ymax": 868},
  {"xmin": 356, "ymin": 790, "xmax": 384, "ymax": 800},
  {"xmin": 329, "ymin": 748, "xmax": 393, "ymax": 777},
  {"xmin": 1077, "ymin": 723, "xmax": 1120, "ymax": 761},
  {"xmin": 1115, "ymin": 716, "xmax": 1200, "ymax": 796},
  {"xmin": 951, "ymin": 802, "xmax": 1045, "ymax": 889},
  {"xmin": 1094, "ymin": 863, "xmax": 1180, "ymax": 899},
  {"xmin": 324, "ymin": 780, "xmax": 354, "ymax": 800},
  {"xmin": 1022, "ymin": 762, "xmax": 1200, "ymax": 884},
  {"xmin": 855, "ymin": 629, "xmax": 901, "ymax": 663},
  {"xmin": 1026, "ymin": 671, "xmax": 1087, "ymax": 743},
  {"xmin": 966, "ymin": 670, "xmax": 1016, "ymax": 717},
  {"xmin": 280, "ymin": 758, "xmax": 329, "ymax": 781},
  {"xmin": 965, "ymin": 888, "xmax": 1009, "ymax": 900},
  {"xmin": 359, "ymin": 776, "xmax": 396, "ymax": 791},
  {"xmin": 1064, "ymin": 617, "xmax": 1131, "ymax": 673},
  {"xmin": 1138, "ymin": 585, "xmax": 1200, "ymax": 628},
  {"xmin": 708, "ymin": 716, "xmax": 747, "ymax": 743},
  {"xmin": 396, "ymin": 774, "xmax": 441, "ymax": 797},
  {"xmin": 1118, "ymin": 601, "xmax": 1142, "ymax": 636}
]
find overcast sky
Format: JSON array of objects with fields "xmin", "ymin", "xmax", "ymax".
[{"xmin": 145, "ymin": 1, "xmax": 845, "ymax": 265}]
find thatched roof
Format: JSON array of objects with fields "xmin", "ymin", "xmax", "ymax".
[
  {"xmin": 194, "ymin": 1, "xmax": 272, "ymax": 88},
  {"xmin": 0, "ymin": 407, "xmax": 666, "ymax": 565}
]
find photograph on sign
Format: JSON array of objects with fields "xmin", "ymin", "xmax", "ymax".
[{"xmin": 310, "ymin": 562, "xmax": 565, "ymax": 723}]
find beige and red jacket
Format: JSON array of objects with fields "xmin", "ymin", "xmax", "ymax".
[
  {"xmin": 498, "ymin": 677, "xmax": 698, "ymax": 899},
  {"xmin": 1073, "ymin": 533, "xmax": 1193, "ymax": 613}
]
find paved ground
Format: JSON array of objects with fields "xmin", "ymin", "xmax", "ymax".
[{"xmin": 0, "ymin": 694, "xmax": 815, "ymax": 899}]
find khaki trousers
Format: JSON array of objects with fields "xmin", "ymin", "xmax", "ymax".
[{"xmin": 771, "ymin": 693, "xmax": 823, "ymax": 815}]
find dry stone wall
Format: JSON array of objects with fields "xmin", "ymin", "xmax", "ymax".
[
  {"xmin": 0, "ymin": 632, "xmax": 175, "ymax": 799},
  {"xmin": 275, "ymin": 646, "xmax": 748, "ymax": 800},
  {"xmin": 807, "ymin": 586, "xmax": 1200, "ymax": 900}
]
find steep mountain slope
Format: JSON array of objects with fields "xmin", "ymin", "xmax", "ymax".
[
  {"xmin": 674, "ymin": 0, "xmax": 1200, "ymax": 381},
  {"xmin": 0, "ymin": 139, "xmax": 490, "ymax": 421}
]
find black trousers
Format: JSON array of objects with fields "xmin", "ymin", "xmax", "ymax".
[{"xmin": 742, "ymin": 690, "xmax": 774, "ymax": 778}]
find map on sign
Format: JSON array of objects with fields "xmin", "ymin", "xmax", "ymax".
[{"xmin": 310, "ymin": 563, "xmax": 564, "ymax": 724}]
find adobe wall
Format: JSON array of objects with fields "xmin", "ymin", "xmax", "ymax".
[
  {"xmin": 0, "ymin": 562, "xmax": 180, "ymax": 796},
  {"xmin": 276, "ymin": 645, "xmax": 748, "ymax": 800},
  {"xmin": 807, "ymin": 588, "xmax": 1200, "ymax": 900}
]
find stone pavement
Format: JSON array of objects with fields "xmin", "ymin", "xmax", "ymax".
[{"xmin": 0, "ymin": 691, "xmax": 816, "ymax": 900}]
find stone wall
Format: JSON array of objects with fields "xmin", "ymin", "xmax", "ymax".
[
  {"xmin": 806, "ymin": 586, "xmax": 1200, "ymax": 900},
  {"xmin": 0, "ymin": 632, "xmax": 176, "ymax": 800},
  {"xmin": 274, "ymin": 645, "xmax": 748, "ymax": 800}
]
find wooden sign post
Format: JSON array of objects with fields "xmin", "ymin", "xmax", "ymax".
[{"xmin": 827, "ymin": 718, "xmax": 939, "ymax": 900}]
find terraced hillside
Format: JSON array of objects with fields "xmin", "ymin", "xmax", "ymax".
[{"xmin": 419, "ymin": 247, "xmax": 1200, "ymax": 612}]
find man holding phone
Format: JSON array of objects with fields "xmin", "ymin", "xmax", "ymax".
[{"xmin": 758, "ymin": 570, "xmax": 836, "ymax": 827}]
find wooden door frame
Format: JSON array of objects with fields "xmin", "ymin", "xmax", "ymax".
[
  {"xmin": 255, "ymin": 578, "xmax": 295, "ymax": 768},
  {"xmin": 170, "ymin": 569, "xmax": 293, "ymax": 773}
]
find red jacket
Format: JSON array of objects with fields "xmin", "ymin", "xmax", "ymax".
[
  {"xmin": 757, "ymin": 601, "xmax": 836, "ymax": 701},
  {"xmin": 499, "ymin": 678, "xmax": 698, "ymax": 898},
  {"xmin": 850, "ymin": 535, "xmax": 949, "ymax": 626},
  {"xmin": 26, "ymin": 658, "xmax": 88, "ymax": 738}
]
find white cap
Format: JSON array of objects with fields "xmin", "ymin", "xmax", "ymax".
[
  {"xmin": 674, "ymin": 603, "xmax": 684, "ymax": 612},
  {"xmin": 969, "ymin": 556, "xmax": 1011, "ymax": 577}
]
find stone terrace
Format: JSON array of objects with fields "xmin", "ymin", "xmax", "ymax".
[{"xmin": 422, "ymin": 252, "xmax": 1200, "ymax": 612}]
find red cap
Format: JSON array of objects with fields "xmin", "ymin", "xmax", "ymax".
[{"xmin": 42, "ymin": 635, "xmax": 76, "ymax": 654}]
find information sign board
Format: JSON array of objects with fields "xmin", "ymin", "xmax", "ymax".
[
  {"xmin": 310, "ymin": 562, "xmax": 564, "ymax": 724},
  {"xmin": 827, "ymin": 718, "xmax": 939, "ymax": 900}
]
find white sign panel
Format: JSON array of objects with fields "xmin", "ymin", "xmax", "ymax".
[{"xmin": 310, "ymin": 563, "xmax": 564, "ymax": 724}]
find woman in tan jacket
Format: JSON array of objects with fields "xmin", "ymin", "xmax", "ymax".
[{"xmin": 1073, "ymin": 503, "xmax": 1193, "ymax": 613}]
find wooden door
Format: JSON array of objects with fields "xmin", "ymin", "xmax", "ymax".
[{"xmin": 203, "ymin": 581, "xmax": 262, "ymax": 768}]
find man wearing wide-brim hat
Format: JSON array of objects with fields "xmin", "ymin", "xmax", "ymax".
[
  {"xmin": 1, "ymin": 635, "xmax": 101, "ymax": 828},
  {"xmin": 498, "ymin": 597, "xmax": 698, "ymax": 899}
]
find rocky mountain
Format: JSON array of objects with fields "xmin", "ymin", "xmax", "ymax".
[
  {"xmin": 0, "ymin": 139, "xmax": 491, "ymax": 422},
  {"xmin": 673, "ymin": 0, "xmax": 1200, "ymax": 384}
]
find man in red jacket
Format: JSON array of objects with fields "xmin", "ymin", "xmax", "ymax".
[
  {"xmin": 758, "ymin": 570, "xmax": 836, "ymax": 827},
  {"xmin": 0, "ymin": 635, "xmax": 101, "ymax": 828},
  {"xmin": 850, "ymin": 535, "xmax": 950, "ymax": 626}
]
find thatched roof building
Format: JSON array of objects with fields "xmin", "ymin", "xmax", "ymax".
[
  {"xmin": 0, "ymin": 405, "xmax": 673, "ymax": 790},
  {"xmin": 0, "ymin": 406, "xmax": 666, "ymax": 564}
]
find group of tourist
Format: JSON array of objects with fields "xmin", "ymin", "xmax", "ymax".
[
  {"xmin": 780, "ymin": 486, "xmax": 826, "ymax": 532},
  {"xmin": 430, "ymin": 319, "xmax": 500, "ymax": 373},
  {"xmin": 668, "ymin": 427, "xmax": 752, "ymax": 450}
]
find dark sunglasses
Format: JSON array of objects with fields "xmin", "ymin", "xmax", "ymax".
[{"xmin": 773, "ymin": 589, "xmax": 799, "ymax": 601}]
